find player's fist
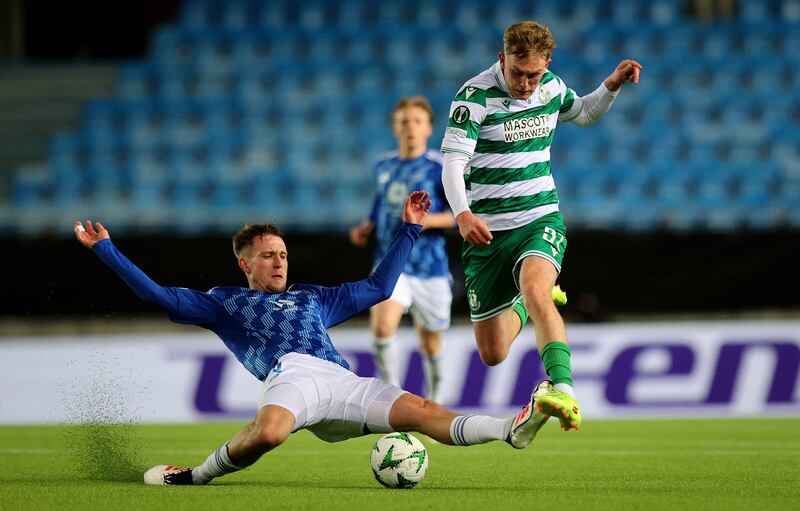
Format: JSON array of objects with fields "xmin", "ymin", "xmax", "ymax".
[
  {"xmin": 604, "ymin": 59, "xmax": 642, "ymax": 91},
  {"xmin": 456, "ymin": 211, "xmax": 493, "ymax": 247},
  {"xmin": 74, "ymin": 220, "xmax": 110, "ymax": 248},
  {"xmin": 403, "ymin": 190, "xmax": 432, "ymax": 225}
]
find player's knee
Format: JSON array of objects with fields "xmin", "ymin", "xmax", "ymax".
[
  {"xmin": 521, "ymin": 282, "xmax": 554, "ymax": 311},
  {"xmin": 477, "ymin": 343, "xmax": 508, "ymax": 366},
  {"xmin": 254, "ymin": 425, "xmax": 289, "ymax": 449},
  {"xmin": 373, "ymin": 323, "xmax": 395, "ymax": 339}
]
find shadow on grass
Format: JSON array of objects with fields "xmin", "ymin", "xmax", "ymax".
[{"xmin": 212, "ymin": 480, "xmax": 526, "ymax": 492}]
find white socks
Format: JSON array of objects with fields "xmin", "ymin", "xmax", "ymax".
[
  {"xmin": 424, "ymin": 353, "xmax": 442, "ymax": 402},
  {"xmin": 192, "ymin": 442, "xmax": 243, "ymax": 485},
  {"xmin": 373, "ymin": 336, "xmax": 399, "ymax": 387},
  {"xmin": 554, "ymin": 383, "xmax": 576, "ymax": 398},
  {"xmin": 375, "ymin": 336, "xmax": 444, "ymax": 402},
  {"xmin": 449, "ymin": 415, "xmax": 513, "ymax": 446}
]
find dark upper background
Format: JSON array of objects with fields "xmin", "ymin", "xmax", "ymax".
[{"xmin": 1, "ymin": 0, "xmax": 798, "ymax": 321}]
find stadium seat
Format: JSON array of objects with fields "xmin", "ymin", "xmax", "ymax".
[{"xmin": 9, "ymin": 0, "xmax": 799, "ymax": 234}]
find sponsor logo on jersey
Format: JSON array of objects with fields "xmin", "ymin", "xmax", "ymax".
[
  {"xmin": 465, "ymin": 86, "xmax": 477, "ymax": 100},
  {"xmin": 503, "ymin": 114, "xmax": 551, "ymax": 143},
  {"xmin": 452, "ymin": 105, "xmax": 470, "ymax": 125},
  {"xmin": 445, "ymin": 127, "xmax": 467, "ymax": 138},
  {"xmin": 502, "ymin": 99, "xmax": 511, "ymax": 109},
  {"xmin": 272, "ymin": 299, "xmax": 298, "ymax": 312}
]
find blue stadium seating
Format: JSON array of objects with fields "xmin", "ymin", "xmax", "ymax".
[{"xmin": 7, "ymin": 0, "xmax": 800, "ymax": 234}]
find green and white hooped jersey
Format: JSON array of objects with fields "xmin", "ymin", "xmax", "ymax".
[{"xmin": 441, "ymin": 61, "xmax": 581, "ymax": 232}]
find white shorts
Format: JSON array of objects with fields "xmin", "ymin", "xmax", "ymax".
[
  {"xmin": 257, "ymin": 353, "xmax": 407, "ymax": 443},
  {"xmin": 388, "ymin": 273, "xmax": 452, "ymax": 332}
]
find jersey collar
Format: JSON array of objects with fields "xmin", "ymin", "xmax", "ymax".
[{"xmin": 491, "ymin": 61, "xmax": 512, "ymax": 96}]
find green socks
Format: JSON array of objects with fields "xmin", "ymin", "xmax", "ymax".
[
  {"xmin": 540, "ymin": 341, "xmax": 573, "ymax": 386},
  {"xmin": 513, "ymin": 300, "xmax": 573, "ymax": 387}
]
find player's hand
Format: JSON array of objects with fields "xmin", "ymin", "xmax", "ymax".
[
  {"xmin": 349, "ymin": 220, "xmax": 373, "ymax": 248},
  {"xmin": 402, "ymin": 190, "xmax": 432, "ymax": 225},
  {"xmin": 604, "ymin": 59, "xmax": 642, "ymax": 92},
  {"xmin": 456, "ymin": 211, "xmax": 493, "ymax": 247},
  {"xmin": 74, "ymin": 220, "xmax": 110, "ymax": 249}
]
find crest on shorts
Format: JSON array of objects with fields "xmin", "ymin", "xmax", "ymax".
[{"xmin": 468, "ymin": 289, "xmax": 480, "ymax": 311}]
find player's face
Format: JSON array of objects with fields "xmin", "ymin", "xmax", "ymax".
[
  {"xmin": 392, "ymin": 106, "xmax": 433, "ymax": 149},
  {"xmin": 243, "ymin": 234, "xmax": 288, "ymax": 293},
  {"xmin": 500, "ymin": 52, "xmax": 551, "ymax": 100}
]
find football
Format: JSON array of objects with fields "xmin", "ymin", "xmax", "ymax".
[{"xmin": 370, "ymin": 432, "xmax": 428, "ymax": 488}]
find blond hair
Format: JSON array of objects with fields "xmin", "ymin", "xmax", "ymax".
[
  {"xmin": 393, "ymin": 96, "xmax": 434, "ymax": 125},
  {"xmin": 503, "ymin": 21, "xmax": 556, "ymax": 59}
]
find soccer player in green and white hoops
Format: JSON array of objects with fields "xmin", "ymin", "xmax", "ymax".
[{"xmin": 441, "ymin": 21, "xmax": 641, "ymax": 432}]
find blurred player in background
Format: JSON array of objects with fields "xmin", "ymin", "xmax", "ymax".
[
  {"xmin": 350, "ymin": 96, "xmax": 455, "ymax": 403},
  {"xmin": 441, "ymin": 21, "xmax": 642, "ymax": 430},
  {"xmin": 74, "ymin": 191, "xmax": 553, "ymax": 486}
]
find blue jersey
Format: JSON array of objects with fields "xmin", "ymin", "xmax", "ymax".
[
  {"xmin": 369, "ymin": 150, "xmax": 450, "ymax": 278},
  {"xmin": 93, "ymin": 224, "xmax": 422, "ymax": 381}
]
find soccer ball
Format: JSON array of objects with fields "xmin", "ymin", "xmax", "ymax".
[{"xmin": 370, "ymin": 432, "xmax": 428, "ymax": 488}]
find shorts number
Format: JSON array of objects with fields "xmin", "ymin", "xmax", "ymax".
[{"xmin": 543, "ymin": 226, "xmax": 565, "ymax": 253}]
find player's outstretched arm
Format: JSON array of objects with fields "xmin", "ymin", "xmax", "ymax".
[
  {"xmin": 562, "ymin": 60, "xmax": 642, "ymax": 128},
  {"xmin": 73, "ymin": 220, "xmax": 223, "ymax": 325},
  {"xmin": 603, "ymin": 59, "xmax": 642, "ymax": 92},
  {"xmin": 316, "ymin": 191, "xmax": 429, "ymax": 327}
]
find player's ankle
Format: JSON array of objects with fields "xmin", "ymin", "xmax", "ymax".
[{"xmin": 553, "ymin": 382, "xmax": 576, "ymax": 398}]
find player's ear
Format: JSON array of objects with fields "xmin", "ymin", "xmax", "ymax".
[{"xmin": 238, "ymin": 257, "xmax": 250, "ymax": 275}]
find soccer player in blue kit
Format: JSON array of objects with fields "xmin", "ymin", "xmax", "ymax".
[
  {"xmin": 74, "ymin": 191, "xmax": 554, "ymax": 486},
  {"xmin": 350, "ymin": 96, "xmax": 455, "ymax": 403}
]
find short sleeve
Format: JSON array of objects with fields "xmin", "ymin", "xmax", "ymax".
[{"xmin": 441, "ymin": 85, "xmax": 488, "ymax": 157}]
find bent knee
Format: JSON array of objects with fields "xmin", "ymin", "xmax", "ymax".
[
  {"xmin": 477, "ymin": 342, "xmax": 509, "ymax": 366},
  {"xmin": 254, "ymin": 426, "xmax": 290, "ymax": 449}
]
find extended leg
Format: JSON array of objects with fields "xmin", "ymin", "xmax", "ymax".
[
  {"xmin": 387, "ymin": 389, "xmax": 548, "ymax": 449},
  {"xmin": 518, "ymin": 256, "xmax": 581, "ymax": 430},
  {"xmin": 144, "ymin": 404, "xmax": 295, "ymax": 485}
]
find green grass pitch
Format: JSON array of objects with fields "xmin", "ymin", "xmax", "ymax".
[{"xmin": 1, "ymin": 419, "xmax": 798, "ymax": 510}]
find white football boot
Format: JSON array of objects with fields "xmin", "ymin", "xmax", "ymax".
[
  {"xmin": 143, "ymin": 465, "xmax": 194, "ymax": 485},
  {"xmin": 507, "ymin": 379, "xmax": 553, "ymax": 449}
]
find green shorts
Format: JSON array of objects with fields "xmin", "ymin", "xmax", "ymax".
[{"xmin": 462, "ymin": 212, "xmax": 567, "ymax": 321}]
